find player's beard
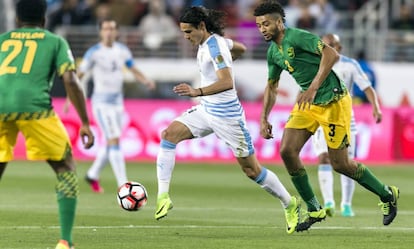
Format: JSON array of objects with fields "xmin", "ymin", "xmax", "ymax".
[{"xmin": 265, "ymin": 28, "xmax": 281, "ymax": 42}]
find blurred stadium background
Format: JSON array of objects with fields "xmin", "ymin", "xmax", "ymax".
[{"xmin": 1, "ymin": 0, "xmax": 414, "ymax": 163}]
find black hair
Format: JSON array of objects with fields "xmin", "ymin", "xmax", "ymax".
[
  {"xmin": 253, "ymin": 0, "xmax": 286, "ymax": 24},
  {"xmin": 16, "ymin": 0, "xmax": 47, "ymax": 24},
  {"xmin": 179, "ymin": 6, "xmax": 226, "ymax": 36}
]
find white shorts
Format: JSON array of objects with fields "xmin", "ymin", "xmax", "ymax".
[
  {"xmin": 92, "ymin": 103, "xmax": 123, "ymax": 140},
  {"xmin": 312, "ymin": 125, "xmax": 356, "ymax": 158},
  {"xmin": 175, "ymin": 104, "xmax": 255, "ymax": 158}
]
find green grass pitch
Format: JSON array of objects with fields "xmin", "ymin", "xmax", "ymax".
[{"xmin": 0, "ymin": 161, "xmax": 413, "ymax": 249}]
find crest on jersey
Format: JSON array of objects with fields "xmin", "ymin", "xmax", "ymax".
[
  {"xmin": 287, "ymin": 47, "xmax": 295, "ymax": 58},
  {"xmin": 215, "ymin": 55, "xmax": 224, "ymax": 64},
  {"xmin": 316, "ymin": 40, "xmax": 324, "ymax": 55}
]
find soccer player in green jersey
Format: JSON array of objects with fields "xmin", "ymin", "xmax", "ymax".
[
  {"xmin": 0, "ymin": 0, "xmax": 94, "ymax": 248},
  {"xmin": 253, "ymin": 0, "xmax": 399, "ymax": 232}
]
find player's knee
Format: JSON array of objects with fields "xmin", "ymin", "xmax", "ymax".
[
  {"xmin": 160, "ymin": 128, "xmax": 172, "ymax": 141},
  {"xmin": 280, "ymin": 146, "xmax": 297, "ymax": 161}
]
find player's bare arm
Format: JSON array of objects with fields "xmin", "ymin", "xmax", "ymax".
[
  {"xmin": 130, "ymin": 67, "xmax": 156, "ymax": 90},
  {"xmin": 363, "ymin": 86, "xmax": 382, "ymax": 123},
  {"xmin": 297, "ymin": 44, "xmax": 339, "ymax": 110},
  {"xmin": 230, "ymin": 41, "xmax": 247, "ymax": 61},
  {"xmin": 174, "ymin": 67, "xmax": 233, "ymax": 97},
  {"xmin": 62, "ymin": 70, "xmax": 94, "ymax": 149},
  {"xmin": 63, "ymin": 71, "xmax": 87, "ymax": 113},
  {"xmin": 260, "ymin": 79, "xmax": 279, "ymax": 139}
]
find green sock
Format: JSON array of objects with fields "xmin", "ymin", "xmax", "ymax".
[
  {"xmin": 56, "ymin": 171, "xmax": 79, "ymax": 247},
  {"xmin": 353, "ymin": 163, "xmax": 391, "ymax": 202},
  {"xmin": 291, "ymin": 168, "xmax": 321, "ymax": 211},
  {"xmin": 58, "ymin": 197, "xmax": 77, "ymax": 246}
]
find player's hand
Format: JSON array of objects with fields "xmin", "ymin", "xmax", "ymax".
[
  {"xmin": 260, "ymin": 120, "xmax": 273, "ymax": 139},
  {"xmin": 297, "ymin": 89, "xmax": 317, "ymax": 110},
  {"xmin": 144, "ymin": 79, "xmax": 156, "ymax": 90},
  {"xmin": 79, "ymin": 124, "xmax": 94, "ymax": 149},
  {"xmin": 373, "ymin": 108, "xmax": 382, "ymax": 123},
  {"xmin": 173, "ymin": 83, "xmax": 199, "ymax": 97}
]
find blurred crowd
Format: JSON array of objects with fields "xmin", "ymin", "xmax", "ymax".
[
  {"xmin": 45, "ymin": 0, "xmax": 374, "ymax": 32},
  {"xmin": 45, "ymin": 0, "xmax": 414, "ymax": 61}
]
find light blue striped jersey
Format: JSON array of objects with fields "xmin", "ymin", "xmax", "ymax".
[{"xmin": 197, "ymin": 34, "xmax": 243, "ymax": 118}]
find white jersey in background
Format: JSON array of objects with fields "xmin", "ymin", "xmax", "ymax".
[
  {"xmin": 79, "ymin": 41, "xmax": 134, "ymax": 140},
  {"xmin": 79, "ymin": 41, "xmax": 135, "ymax": 106}
]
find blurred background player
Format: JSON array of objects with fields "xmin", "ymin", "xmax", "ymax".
[
  {"xmin": 64, "ymin": 19, "xmax": 155, "ymax": 193},
  {"xmin": 0, "ymin": 0, "xmax": 94, "ymax": 248},
  {"xmin": 154, "ymin": 6, "xmax": 300, "ymax": 234},
  {"xmin": 352, "ymin": 50, "xmax": 378, "ymax": 104},
  {"xmin": 313, "ymin": 33, "xmax": 382, "ymax": 217}
]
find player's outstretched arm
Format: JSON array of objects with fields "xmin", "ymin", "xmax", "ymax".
[
  {"xmin": 363, "ymin": 86, "xmax": 382, "ymax": 123},
  {"xmin": 62, "ymin": 70, "xmax": 94, "ymax": 149},
  {"xmin": 230, "ymin": 40, "xmax": 247, "ymax": 61},
  {"xmin": 130, "ymin": 67, "xmax": 156, "ymax": 90}
]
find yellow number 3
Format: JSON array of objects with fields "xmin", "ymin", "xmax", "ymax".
[{"xmin": 0, "ymin": 39, "xmax": 37, "ymax": 75}]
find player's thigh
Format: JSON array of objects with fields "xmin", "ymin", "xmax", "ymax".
[
  {"xmin": 0, "ymin": 121, "xmax": 19, "ymax": 162},
  {"xmin": 93, "ymin": 104, "xmax": 123, "ymax": 139},
  {"xmin": 17, "ymin": 115, "xmax": 71, "ymax": 161},
  {"xmin": 283, "ymin": 107, "xmax": 316, "ymax": 154},
  {"xmin": 174, "ymin": 105, "xmax": 213, "ymax": 140},
  {"xmin": 211, "ymin": 116, "xmax": 254, "ymax": 158}
]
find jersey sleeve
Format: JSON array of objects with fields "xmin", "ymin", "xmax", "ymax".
[
  {"xmin": 207, "ymin": 37, "xmax": 231, "ymax": 71},
  {"xmin": 267, "ymin": 45, "xmax": 283, "ymax": 82},
  {"xmin": 225, "ymin": 38, "xmax": 234, "ymax": 50},
  {"xmin": 292, "ymin": 29, "xmax": 324, "ymax": 56},
  {"xmin": 55, "ymin": 37, "xmax": 76, "ymax": 76},
  {"xmin": 78, "ymin": 46, "xmax": 96, "ymax": 73},
  {"xmin": 121, "ymin": 43, "xmax": 135, "ymax": 68},
  {"xmin": 350, "ymin": 58, "xmax": 372, "ymax": 91}
]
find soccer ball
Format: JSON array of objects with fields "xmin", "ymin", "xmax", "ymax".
[{"xmin": 117, "ymin": 181, "xmax": 148, "ymax": 211}]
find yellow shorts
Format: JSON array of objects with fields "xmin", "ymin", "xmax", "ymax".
[
  {"xmin": 0, "ymin": 114, "xmax": 71, "ymax": 162},
  {"xmin": 285, "ymin": 93, "xmax": 352, "ymax": 149}
]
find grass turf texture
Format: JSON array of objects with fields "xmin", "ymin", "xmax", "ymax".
[{"xmin": 0, "ymin": 161, "xmax": 413, "ymax": 249}]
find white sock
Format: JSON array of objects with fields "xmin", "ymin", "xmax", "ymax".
[
  {"xmin": 87, "ymin": 147, "xmax": 108, "ymax": 180},
  {"xmin": 340, "ymin": 174, "xmax": 355, "ymax": 206},
  {"xmin": 255, "ymin": 167, "xmax": 291, "ymax": 208},
  {"xmin": 157, "ymin": 140, "xmax": 177, "ymax": 197},
  {"xmin": 108, "ymin": 145, "xmax": 128, "ymax": 187},
  {"xmin": 318, "ymin": 164, "xmax": 334, "ymax": 206}
]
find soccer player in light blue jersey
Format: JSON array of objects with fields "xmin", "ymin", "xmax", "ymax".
[
  {"xmin": 154, "ymin": 6, "xmax": 300, "ymax": 234},
  {"xmin": 64, "ymin": 19, "xmax": 155, "ymax": 193},
  {"xmin": 313, "ymin": 33, "xmax": 382, "ymax": 217}
]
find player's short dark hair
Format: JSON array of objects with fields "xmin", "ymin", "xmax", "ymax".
[
  {"xmin": 16, "ymin": 0, "xmax": 47, "ymax": 23},
  {"xmin": 253, "ymin": 0, "xmax": 286, "ymax": 24}
]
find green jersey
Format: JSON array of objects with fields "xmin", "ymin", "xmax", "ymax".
[
  {"xmin": 0, "ymin": 27, "xmax": 76, "ymax": 120},
  {"xmin": 267, "ymin": 28, "xmax": 346, "ymax": 105}
]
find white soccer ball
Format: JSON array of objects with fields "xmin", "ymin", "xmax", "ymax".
[{"xmin": 117, "ymin": 181, "xmax": 148, "ymax": 211}]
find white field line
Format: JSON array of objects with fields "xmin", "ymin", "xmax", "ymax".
[{"xmin": 0, "ymin": 225, "xmax": 413, "ymax": 231}]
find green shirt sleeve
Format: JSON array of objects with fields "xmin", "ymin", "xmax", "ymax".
[
  {"xmin": 56, "ymin": 37, "xmax": 76, "ymax": 76},
  {"xmin": 267, "ymin": 43, "xmax": 283, "ymax": 83}
]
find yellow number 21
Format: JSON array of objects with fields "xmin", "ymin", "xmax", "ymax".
[{"xmin": 0, "ymin": 39, "xmax": 37, "ymax": 75}]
